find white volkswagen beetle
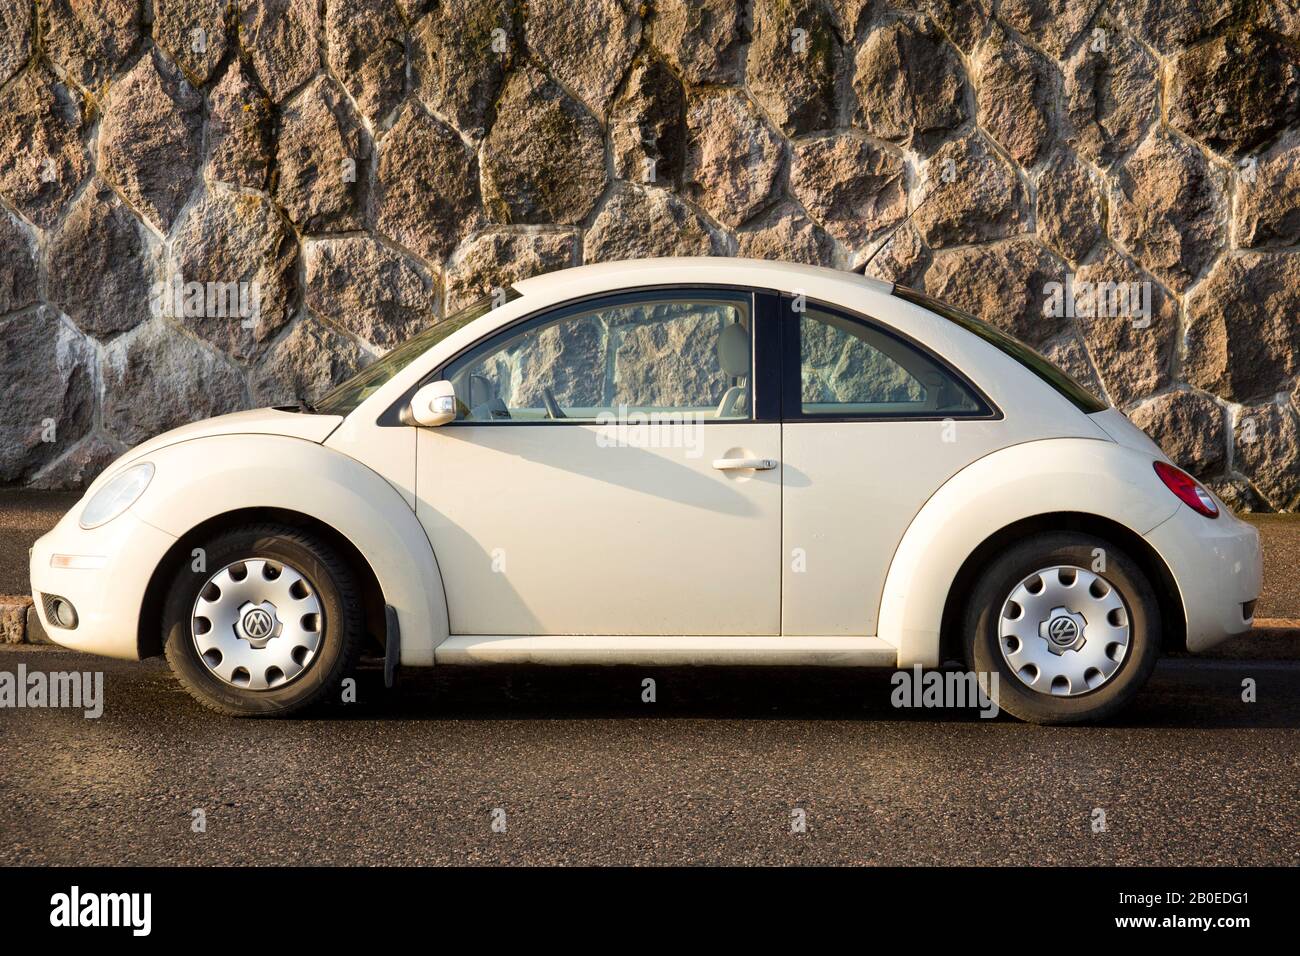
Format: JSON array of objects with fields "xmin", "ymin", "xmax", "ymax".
[{"xmin": 30, "ymin": 258, "xmax": 1261, "ymax": 723}]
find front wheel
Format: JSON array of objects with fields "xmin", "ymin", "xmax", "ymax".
[
  {"xmin": 964, "ymin": 532, "xmax": 1161, "ymax": 724},
  {"xmin": 162, "ymin": 524, "xmax": 364, "ymax": 717}
]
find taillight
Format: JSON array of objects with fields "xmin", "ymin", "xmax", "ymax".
[{"xmin": 1153, "ymin": 461, "xmax": 1219, "ymax": 518}]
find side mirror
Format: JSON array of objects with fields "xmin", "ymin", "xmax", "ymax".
[{"xmin": 404, "ymin": 380, "xmax": 458, "ymax": 427}]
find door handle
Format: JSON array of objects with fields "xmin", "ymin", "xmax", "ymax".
[{"xmin": 712, "ymin": 457, "xmax": 778, "ymax": 471}]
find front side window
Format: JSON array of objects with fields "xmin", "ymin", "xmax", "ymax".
[
  {"xmin": 797, "ymin": 305, "xmax": 986, "ymax": 417},
  {"xmin": 444, "ymin": 292, "xmax": 753, "ymax": 422}
]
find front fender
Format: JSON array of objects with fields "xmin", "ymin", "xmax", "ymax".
[
  {"xmin": 130, "ymin": 434, "xmax": 446, "ymax": 666},
  {"xmin": 878, "ymin": 438, "xmax": 1178, "ymax": 667}
]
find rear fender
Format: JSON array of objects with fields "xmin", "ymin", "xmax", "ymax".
[{"xmin": 878, "ymin": 439, "xmax": 1177, "ymax": 667}]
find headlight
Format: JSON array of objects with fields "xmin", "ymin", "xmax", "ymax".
[{"xmin": 79, "ymin": 462, "xmax": 155, "ymax": 529}]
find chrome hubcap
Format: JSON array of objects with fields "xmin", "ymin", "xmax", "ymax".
[
  {"xmin": 998, "ymin": 565, "xmax": 1130, "ymax": 697},
  {"xmin": 191, "ymin": 559, "xmax": 323, "ymax": 690}
]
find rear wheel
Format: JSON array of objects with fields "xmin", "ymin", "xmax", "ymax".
[
  {"xmin": 162, "ymin": 524, "xmax": 363, "ymax": 717},
  {"xmin": 964, "ymin": 532, "xmax": 1160, "ymax": 724}
]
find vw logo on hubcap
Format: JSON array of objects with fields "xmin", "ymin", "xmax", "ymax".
[
  {"xmin": 1038, "ymin": 606, "xmax": 1088, "ymax": 655},
  {"xmin": 242, "ymin": 607, "xmax": 275, "ymax": 640},
  {"xmin": 1047, "ymin": 615, "xmax": 1079, "ymax": 645}
]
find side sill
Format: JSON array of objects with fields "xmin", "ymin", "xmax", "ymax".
[{"xmin": 432, "ymin": 635, "xmax": 899, "ymax": 668}]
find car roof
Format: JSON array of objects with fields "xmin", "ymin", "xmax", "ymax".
[{"xmin": 511, "ymin": 256, "xmax": 894, "ymax": 301}]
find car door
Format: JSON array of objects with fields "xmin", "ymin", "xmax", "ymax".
[
  {"xmin": 779, "ymin": 296, "xmax": 1008, "ymax": 636},
  {"xmin": 415, "ymin": 287, "xmax": 782, "ymax": 637}
]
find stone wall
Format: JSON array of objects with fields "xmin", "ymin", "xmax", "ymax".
[{"xmin": 0, "ymin": 1, "xmax": 1298, "ymax": 509}]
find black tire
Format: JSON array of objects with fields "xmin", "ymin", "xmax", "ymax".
[
  {"xmin": 963, "ymin": 532, "xmax": 1160, "ymax": 724},
  {"xmin": 163, "ymin": 523, "xmax": 364, "ymax": 717}
]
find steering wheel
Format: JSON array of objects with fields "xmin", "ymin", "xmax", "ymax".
[{"xmin": 542, "ymin": 387, "xmax": 566, "ymax": 420}]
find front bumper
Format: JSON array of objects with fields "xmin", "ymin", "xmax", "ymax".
[
  {"xmin": 1143, "ymin": 504, "xmax": 1262, "ymax": 653},
  {"xmin": 29, "ymin": 507, "xmax": 177, "ymax": 661}
]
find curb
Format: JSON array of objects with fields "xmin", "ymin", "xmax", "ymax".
[
  {"xmin": 1, "ymin": 597, "xmax": 51, "ymax": 645},
  {"xmin": 0, "ymin": 596, "xmax": 33, "ymax": 645},
  {"xmin": 25, "ymin": 605, "xmax": 52, "ymax": 644},
  {"xmin": 2, "ymin": 600, "xmax": 1297, "ymax": 657},
  {"xmin": 1253, "ymin": 618, "xmax": 1300, "ymax": 630}
]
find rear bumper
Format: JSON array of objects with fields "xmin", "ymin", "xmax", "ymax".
[
  {"xmin": 1143, "ymin": 505, "xmax": 1262, "ymax": 653},
  {"xmin": 29, "ymin": 509, "xmax": 177, "ymax": 661}
]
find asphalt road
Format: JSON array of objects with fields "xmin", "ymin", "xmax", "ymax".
[{"xmin": 2, "ymin": 644, "xmax": 1297, "ymax": 866}]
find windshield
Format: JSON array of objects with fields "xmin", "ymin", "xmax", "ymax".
[
  {"xmin": 313, "ymin": 292, "xmax": 520, "ymax": 416},
  {"xmin": 893, "ymin": 285, "xmax": 1109, "ymax": 414}
]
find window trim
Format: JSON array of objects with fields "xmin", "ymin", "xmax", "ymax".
[
  {"xmin": 781, "ymin": 295, "xmax": 1001, "ymax": 423},
  {"xmin": 422, "ymin": 285, "xmax": 764, "ymax": 427}
]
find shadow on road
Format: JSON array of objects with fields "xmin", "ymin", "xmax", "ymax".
[
  {"xmin": 2, "ymin": 645, "xmax": 1293, "ymax": 729},
  {"xmin": 315, "ymin": 658, "xmax": 1300, "ymax": 730}
]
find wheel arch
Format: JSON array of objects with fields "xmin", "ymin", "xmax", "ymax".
[
  {"xmin": 876, "ymin": 438, "xmax": 1184, "ymax": 667},
  {"xmin": 936, "ymin": 511, "xmax": 1187, "ymax": 666},
  {"xmin": 137, "ymin": 507, "xmax": 387, "ymax": 660},
  {"xmin": 127, "ymin": 433, "xmax": 447, "ymax": 666}
]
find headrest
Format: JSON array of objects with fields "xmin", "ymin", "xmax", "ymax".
[{"xmin": 717, "ymin": 323, "xmax": 750, "ymax": 377}]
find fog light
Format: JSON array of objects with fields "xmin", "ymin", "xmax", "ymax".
[
  {"xmin": 40, "ymin": 593, "xmax": 79, "ymax": 629},
  {"xmin": 53, "ymin": 600, "xmax": 77, "ymax": 628}
]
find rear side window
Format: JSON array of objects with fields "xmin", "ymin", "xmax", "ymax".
[
  {"xmin": 894, "ymin": 285, "xmax": 1109, "ymax": 414},
  {"xmin": 797, "ymin": 305, "xmax": 987, "ymax": 418}
]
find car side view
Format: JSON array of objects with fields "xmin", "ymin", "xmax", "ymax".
[{"xmin": 29, "ymin": 258, "xmax": 1262, "ymax": 723}]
